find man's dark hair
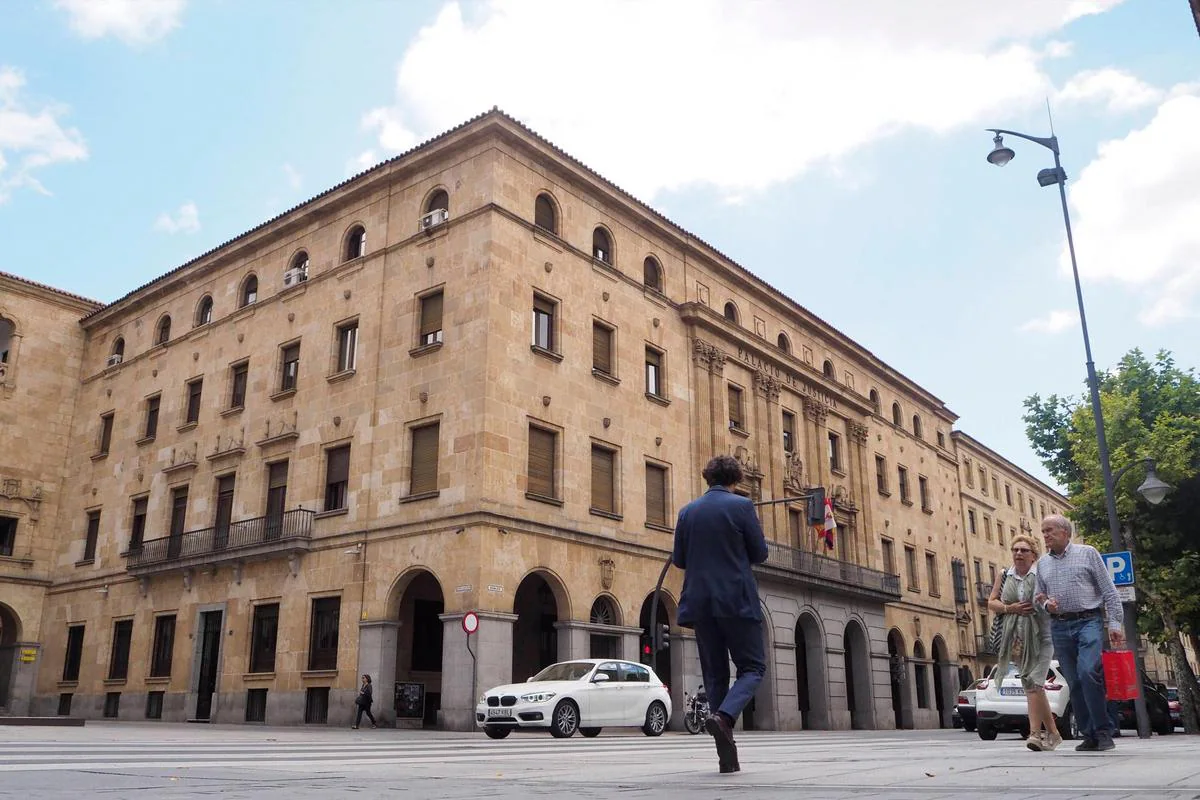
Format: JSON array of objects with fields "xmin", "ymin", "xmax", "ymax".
[{"xmin": 702, "ymin": 455, "xmax": 743, "ymax": 487}]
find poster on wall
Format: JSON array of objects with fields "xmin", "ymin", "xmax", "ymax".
[{"xmin": 394, "ymin": 681, "xmax": 425, "ymax": 719}]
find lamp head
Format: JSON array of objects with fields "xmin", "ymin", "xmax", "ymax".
[
  {"xmin": 1136, "ymin": 462, "xmax": 1171, "ymax": 505},
  {"xmin": 987, "ymin": 133, "xmax": 1015, "ymax": 167}
]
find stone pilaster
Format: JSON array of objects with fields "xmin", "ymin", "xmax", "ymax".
[
  {"xmin": 356, "ymin": 620, "xmax": 400, "ymax": 726},
  {"xmin": 847, "ymin": 421, "xmax": 872, "ymax": 568},
  {"xmin": 438, "ymin": 611, "xmax": 517, "ymax": 731},
  {"xmin": 754, "ymin": 370, "xmax": 783, "ymax": 541}
]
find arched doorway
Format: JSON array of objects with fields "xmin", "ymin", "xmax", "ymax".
[
  {"xmin": 0, "ymin": 603, "xmax": 20, "ymax": 710},
  {"xmin": 887, "ymin": 628, "xmax": 912, "ymax": 729},
  {"xmin": 932, "ymin": 636, "xmax": 951, "ymax": 728},
  {"xmin": 513, "ymin": 572, "xmax": 565, "ymax": 681},
  {"xmin": 638, "ymin": 593, "xmax": 672, "ymax": 683},
  {"xmin": 796, "ymin": 612, "xmax": 828, "ymax": 729},
  {"xmin": 588, "ymin": 595, "xmax": 622, "ymax": 659},
  {"xmin": 394, "ymin": 570, "xmax": 445, "ymax": 727},
  {"xmin": 912, "ymin": 640, "xmax": 930, "ymax": 714},
  {"xmin": 843, "ymin": 620, "xmax": 872, "ymax": 730}
]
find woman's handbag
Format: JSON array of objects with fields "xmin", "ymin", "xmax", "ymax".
[{"xmin": 988, "ymin": 570, "xmax": 1009, "ymax": 652}]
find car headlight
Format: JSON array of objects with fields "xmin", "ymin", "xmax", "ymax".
[
  {"xmin": 478, "ymin": 694, "xmax": 487, "ymax": 704},
  {"xmin": 520, "ymin": 691, "xmax": 556, "ymax": 703}
]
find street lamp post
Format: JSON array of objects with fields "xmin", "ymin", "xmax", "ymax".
[{"xmin": 985, "ymin": 129, "xmax": 1170, "ymax": 739}]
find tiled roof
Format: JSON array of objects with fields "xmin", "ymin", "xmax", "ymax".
[{"xmin": 0, "ymin": 269, "xmax": 103, "ymax": 308}]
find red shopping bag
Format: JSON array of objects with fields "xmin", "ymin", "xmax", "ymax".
[{"xmin": 1103, "ymin": 650, "xmax": 1138, "ymax": 701}]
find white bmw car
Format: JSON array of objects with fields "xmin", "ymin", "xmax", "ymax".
[{"xmin": 476, "ymin": 659, "xmax": 672, "ymax": 739}]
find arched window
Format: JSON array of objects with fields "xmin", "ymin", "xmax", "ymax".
[
  {"xmin": 643, "ymin": 257, "xmax": 663, "ymax": 292},
  {"xmin": 0, "ymin": 317, "xmax": 14, "ymax": 367},
  {"xmin": 592, "ymin": 227, "xmax": 612, "ymax": 264},
  {"xmin": 111, "ymin": 337, "xmax": 125, "ymax": 358},
  {"xmin": 239, "ymin": 274, "xmax": 258, "ymax": 308},
  {"xmin": 777, "ymin": 333, "xmax": 791, "ymax": 354},
  {"xmin": 892, "ymin": 402, "xmax": 903, "ymax": 426},
  {"xmin": 195, "ymin": 295, "xmax": 213, "ymax": 327},
  {"xmin": 723, "ymin": 302, "xmax": 739, "ymax": 323},
  {"xmin": 869, "ymin": 389, "xmax": 880, "ymax": 414},
  {"xmin": 288, "ymin": 251, "xmax": 309, "ymax": 279},
  {"xmin": 534, "ymin": 192, "xmax": 557, "ymax": 234},
  {"xmin": 425, "ymin": 189, "xmax": 449, "ymax": 214},
  {"xmin": 822, "ymin": 359, "xmax": 834, "ymax": 379},
  {"xmin": 155, "ymin": 315, "xmax": 172, "ymax": 346},
  {"xmin": 912, "ymin": 414, "xmax": 923, "ymax": 439},
  {"xmin": 345, "ymin": 225, "xmax": 367, "ymax": 261},
  {"xmin": 589, "ymin": 596, "xmax": 619, "ymax": 626}
]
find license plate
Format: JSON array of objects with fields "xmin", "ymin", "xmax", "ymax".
[
  {"xmin": 1000, "ymin": 687, "xmax": 1024, "ymax": 696},
  {"xmin": 488, "ymin": 708, "xmax": 513, "ymax": 718}
]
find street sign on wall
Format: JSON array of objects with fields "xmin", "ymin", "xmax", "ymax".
[{"xmin": 1103, "ymin": 551, "xmax": 1135, "ymax": 586}]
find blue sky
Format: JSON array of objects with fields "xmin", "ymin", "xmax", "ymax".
[{"xmin": 2, "ymin": 0, "xmax": 1198, "ymax": 489}]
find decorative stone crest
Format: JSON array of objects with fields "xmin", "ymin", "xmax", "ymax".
[
  {"xmin": 598, "ymin": 557, "xmax": 615, "ymax": 590},
  {"xmin": 0, "ymin": 475, "xmax": 43, "ymax": 521},
  {"xmin": 753, "ymin": 370, "xmax": 781, "ymax": 401},
  {"xmin": 784, "ymin": 452, "xmax": 804, "ymax": 493},
  {"xmin": 831, "ymin": 483, "xmax": 858, "ymax": 512}
]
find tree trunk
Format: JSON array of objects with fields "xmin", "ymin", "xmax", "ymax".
[{"xmin": 1158, "ymin": 607, "xmax": 1200, "ymax": 734}]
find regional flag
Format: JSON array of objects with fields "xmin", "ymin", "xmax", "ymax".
[{"xmin": 820, "ymin": 497, "xmax": 836, "ymax": 551}]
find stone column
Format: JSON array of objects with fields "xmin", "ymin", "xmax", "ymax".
[
  {"xmin": 754, "ymin": 371, "xmax": 783, "ymax": 541},
  {"xmin": 4, "ymin": 642, "xmax": 40, "ymax": 716},
  {"xmin": 356, "ymin": 620, "xmax": 399, "ymax": 726},
  {"xmin": 847, "ymin": 421, "xmax": 872, "ymax": 567},
  {"xmin": 673, "ymin": 630, "xmax": 701, "ymax": 731},
  {"xmin": 695, "ymin": 340, "xmax": 728, "ymax": 461},
  {"xmin": 438, "ymin": 611, "xmax": 517, "ymax": 731},
  {"xmin": 689, "ymin": 338, "xmax": 715, "ymax": 473}
]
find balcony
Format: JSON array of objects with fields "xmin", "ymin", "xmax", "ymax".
[
  {"xmin": 975, "ymin": 580, "xmax": 993, "ymax": 604},
  {"xmin": 758, "ymin": 541, "xmax": 901, "ymax": 603},
  {"xmin": 976, "ymin": 634, "xmax": 998, "ymax": 659},
  {"xmin": 126, "ymin": 509, "xmax": 315, "ymax": 575}
]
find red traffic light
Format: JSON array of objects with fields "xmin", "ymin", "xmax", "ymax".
[{"xmin": 643, "ymin": 644, "xmax": 651, "ymax": 655}]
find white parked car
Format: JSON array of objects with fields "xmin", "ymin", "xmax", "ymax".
[
  {"xmin": 475, "ymin": 659, "xmax": 672, "ymax": 739},
  {"xmin": 975, "ymin": 660, "xmax": 1077, "ymax": 741}
]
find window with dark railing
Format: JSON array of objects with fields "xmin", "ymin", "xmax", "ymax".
[
  {"xmin": 230, "ymin": 362, "xmax": 249, "ymax": 408},
  {"xmin": 304, "ymin": 687, "xmax": 329, "ymax": 724},
  {"xmin": 280, "ymin": 343, "xmax": 300, "ymax": 392},
  {"xmin": 250, "ymin": 603, "xmax": 279, "ymax": 673},
  {"xmin": 952, "ymin": 559, "xmax": 969, "ymax": 604},
  {"xmin": 149, "ymin": 615, "xmax": 175, "ymax": 678},
  {"xmin": 146, "ymin": 691, "xmax": 164, "ymax": 719},
  {"xmin": 186, "ymin": 379, "xmax": 203, "ymax": 424},
  {"xmin": 125, "ymin": 508, "xmax": 315, "ymax": 568},
  {"xmin": 83, "ymin": 510, "xmax": 100, "ymax": 562},
  {"xmin": 337, "ymin": 321, "xmax": 358, "ymax": 372},
  {"xmin": 62, "ymin": 625, "xmax": 85, "ymax": 682},
  {"xmin": 104, "ymin": 692, "xmax": 120, "ymax": 718},
  {"xmin": 108, "ymin": 619, "xmax": 133, "ymax": 681},
  {"xmin": 324, "ymin": 446, "xmax": 350, "ymax": 511},
  {"xmin": 144, "ymin": 395, "xmax": 160, "ymax": 440},
  {"xmin": 246, "ymin": 688, "xmax": 267, "ymax": 722},
  {"xmin": 308, "ymin": 597, "xmax": 341, "ymax": 671},
  {"xmin": 99, "ymin": 412, "xmax": 114, "ymax": 455},
  {"xmin": 0, "ymin": 515, "xmax": 15, "ymax": 557}
]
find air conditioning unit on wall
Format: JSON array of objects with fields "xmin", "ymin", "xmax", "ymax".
[
  {"xmin": 107, "ymin": 353, "xmax": 123, "ymax": 367},
  {"xmin": 420, "ymin": 208, "xmax": 449, "ymax": 232},
  {"xmin": 283, "ymin": 267, "xmax": 308, "ymax": 287}
]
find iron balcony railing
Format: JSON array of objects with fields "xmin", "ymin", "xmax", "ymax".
[
  {"xmin": 975, "ymin": 580, "xmax": 993, "ymax": 604},
  {"xmin": 976, "ymin": 634, "xmax": 998, "ymax": 658},
  {"xmin": 761, "ymin": 540, "xmax": 901, "ymax": 600},
  {"xmin": 127, "ymin": 508, "xmax": 315, "ymax": 570}
]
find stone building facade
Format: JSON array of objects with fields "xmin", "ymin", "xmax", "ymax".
[{"xmin": 1, "ymin": 110, "xmax": 1068, "ymax": 730}]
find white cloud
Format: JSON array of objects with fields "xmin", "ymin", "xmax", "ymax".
[
  {"xmin": 347, "ymin": 150, "xmax": 379, "ymax": 177},
  {"xmin": 154, "ymin": 201, "xmax": 200, "ymax": 234},
  {"xmin": 55, "ymin": 0, "xmax": 185, "ymax": 45},
  {"xmin": 362, "ymin": 0, "xmax": 1122, "ymax": 200},
  {"xmin": 1019, "ymin": 309, "xmax": 1077, "ymax": 334},
  {"xmin": 282, "ymin": 163, "xmax": 302, "ymax": 190},
  {"xmin": 0, "ymin": 67, "xmax": 88, "ymax": 203},
  {"xmin": 1056, "ymin": 68, "xmax": 1164, "ymax": 112},
  {"xmin": 1065, "ymin": 92, "xmax": 1200, "ymax": 325}
]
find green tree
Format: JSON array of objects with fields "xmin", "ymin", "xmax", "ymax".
[{"xmin": 1024, "ymin": 349, "xmax": 1200, "ymax": 734}]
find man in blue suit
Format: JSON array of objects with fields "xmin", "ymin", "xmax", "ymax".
[{"xmin": 673, "ymin": 455, "xmax": 769, "ymax": 774}]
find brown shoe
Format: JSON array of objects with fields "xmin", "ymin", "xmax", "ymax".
[
  {"xmin": 705, "ymin": 713, "xmax": 739, "ymax": 773},
  {"xmin": 1042, "ymin": 731, "xmax": 1063, "ymax": 751}
]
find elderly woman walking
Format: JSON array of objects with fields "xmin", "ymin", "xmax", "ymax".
[{"xmin": 988, "ymin": 533, "xmax": 1062, "ymax": 751}]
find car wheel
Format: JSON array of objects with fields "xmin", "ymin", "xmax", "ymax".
[
  {"xmin": 550, "ymin": 700, "xmax": 579, "ymax": 738},
  {"xmin": 484, "ymin": 726, "xmax": 511, "ymax": 740},
  {"xmin": 643, "ymin": 701, "xmax": 668, "ymax": 737},
  {"xmin": 579, "ymin": 727, "xmax": 602, "ymax": 738},
  {"xmin": 684, "ymin": 711, "xmax": 703, "ymax": 735},
  {"xmin": 1058, "ymin": 705, "xmax": 1078, "ymax": 741},
  {"xmin": 1154, "ymin": 717, "xmax": 1174, "ymax": 736},
  {"xmin": 978, "ymin": 723, "xmax": 998, "ymax": 741}
]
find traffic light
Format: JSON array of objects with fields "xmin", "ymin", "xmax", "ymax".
[
  {"xmin": 806, "ymin": 486, "xmax": 826, "ymax": 526},
  {"xmin": 657, "ymin": 623, "xmax": 670, "ymax": 652},
  {"xmin": 640, "ymin": 633, "xmax": 652, "ymax": 664}
]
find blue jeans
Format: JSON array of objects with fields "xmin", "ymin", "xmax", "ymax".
[
  {"xmin": 692, "ymin": 616, "xmax": 766, "ymax": 723},
  {"xmin": 1051, "ymin": 616, "xmax": 1111, "ymax": 741}
]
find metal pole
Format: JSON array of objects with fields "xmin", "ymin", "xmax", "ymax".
[{"xmin": 1055, "ymin": 150, "xmax": 1151, "ymax": 739}]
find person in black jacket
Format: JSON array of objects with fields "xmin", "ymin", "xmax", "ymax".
[
  {"xmin": 672, "ymin": 455, "xmax": 769, "ymax": 774},
  {"xmin": 352, "ymin": 674, "xmax": 377, "ymax": 729}
]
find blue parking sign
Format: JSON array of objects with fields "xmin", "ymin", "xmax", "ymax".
[{"xmin": 1103, "ymin": 551, "xmax": 1135, "ymax": 586}]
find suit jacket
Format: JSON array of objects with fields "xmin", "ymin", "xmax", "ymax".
[{"xmin": 672, "ymin": 485, "xmax": 769, "ymax": 627}]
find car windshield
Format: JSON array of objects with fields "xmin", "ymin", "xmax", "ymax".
[{"xmin": 530, "ymin": 662, "xmax": 596, "ymax": 682}]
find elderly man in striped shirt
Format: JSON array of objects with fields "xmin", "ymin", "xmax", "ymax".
[{"xmin": 1035, "ymin": 514, "xmax": 1125, "ymax": 752}]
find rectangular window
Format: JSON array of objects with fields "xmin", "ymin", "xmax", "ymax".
[
  {"xmin": 146, "ymin": 691, "xmax": 164, "ymax": 720},
  {"xmin": 249, "ymin": 603, "xmax": 279, "ymax": 674},
  {"xmin": 419, "ymin": 291, "xmax": 444, "ymax": 346},
  {"xmin": 937, "ymin": 431, "xmax": 946, "ymax": 448},
  {"xmin": 925, "ymin": 552, "xmax": 940, "ymax": 596},
  {"xmin": 245, "ymin": 688, "xmax": 268, "ymax": 723},
  {"xmin": 324, "ymin": 445, "xmax": 351, "ymax": 511},
  {"xmin": 99, "ymin": 412, "xmax": 114, "ymax": 455},
  {"xmin": 965, "ymin": 459, "xmax": 974, "ymax": 487},
  {"xmin": 185, "ymin": 378, "xmax": 203, "ymax": 424},
  {"xmin": 83, "ymin": 510, "xmax": 100, "ymax": 561},
  {"xmin": 645, "ymin": 347, "xmax": 663, "ymax": 397},
  {"xmin": 984, "ymin": 515, "xmax": 993, "ymax": 542},
  {"xmin": 1030, "ymin": 498, "xmax": 1036, "ymax": 518},
  {"xmin": 0, "ymin": 515, "xmax": 16, "ymax": 557},
  {"xmin": 591, "ymin": 322, "xmax": 613, "ymax": 376},
  {"xmin": 645, "ymin": 463, "xmax": 668, "ymax": 527},
  {"xmin": 280, "ymin": 343, "xmax": 300, "ymax": 392},
  {"xmin": 308, "ymin": 596, "xmax": 341, "ymax": 671},
  {"xmin": 881, "ymin": 538, "xmax": 896, "ymax": 575},
  {"xmin": 782, "ymin": 411, "xmax": 796, "ymax": 454},
  {"xmin": 265, "ymin": 461, "xmax": 288, "ymax": 535},
  {"xmin": 108, "ymin": 619, "xmax": 133, "ymax": 681},
  {"xmin": 1005, "ymin": 484, "xmax": 1013, "ymax": 506},
  {"xmin": 57, "ymin": 693, "xmax": 73, "ymax": 716},
  {"xmin": 967, "ymin": 509, "xmax": 977, "ymax": 535},
  {"xmin": 214, "ymin": 474, "xmax": 235, "ymax": 546},
  {"xmin": 875, "ymin": 455, "xmax": 888, "ymax": 495},
  {"xmin": 527, "ymin": 425, "xmax": 557, "ymax": 500},
  {"xmin": 952, "ymin": 559, "xmax": 969, "ymax": 604},
  {"xmin": 409, "ymin": 423, "xmax": 440, "ymax": 496},
  {"xmin": 828, "ymin": 432, "xmax": 842, "ymax": 473},
  {"xmin": 918, "ymin": 475, "xmax": 930, "ymax": 511},
  {"xmin": 532, "ymin": 295, "xmax": 556, "ymax": 351},
  {"xmin": 989, "ymin": 563, "xmax": 997, "ymax": 584},
  {"xmin": 789, "ymin": 508, "xmax": 803, "ymax": 549},
  {"xmin": 590, "ymin": 445, "xmax": 616, "ymax": 514},
  {"xmin": 62, "ymin": 624, "xmax": 85, "ymax": 682},
  {"xmin": 992, "ymin": 476, "xmax": 999, "ymax": 498},
  {"xmin": 230, "ymin": 362, "xmax": 249, "ymax": 408},
  {"xmin": 144, "ymin": 395, "xmax": 160, "ymax": 439},
  {"xmin": 169, "ymin": 487, "xmax": 188, "ymax": 539},
  {"xmin": 1040, "ymin": 502, "xmax": 1046, "ymax": 519},
  {"xmin": 727, "ymin": 384, "xmax": 744, "ymax": 430},
  {"xmin": 998, "ymin": 524, "xmax": 1006, "ymax": 547},
  {"xmin": 104, "ymin": 692, "xmax": 120, "ymax": 718},
  {"xmin": 149, "ymin": 615, "xmax": 175, "ymax": 678},
  {"xmin": 337, "ymin": 321, "xmax": 358, "ymax": 372},
  {"xmin": 897, "ymin": 465, "xmax": 910, "ymax": 504},
  {"xmin": 904, "ymin": 545, "xmax": 919, "ymax": 590},
  {"xmin": 979, "ymin": 467, "xmax": 987, "ymax": 492},
  {"xmin": 974, "ymin": 558, "xmax": 983, "ymax": 586},
  {"xmin": 305, "ymin": 687, "xmax": 330, "ymax": 724}
]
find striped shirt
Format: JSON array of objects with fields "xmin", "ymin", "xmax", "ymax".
[{"xmin": 1035, "ymin": 541, "xmax": 1123, "ymax": 631}]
